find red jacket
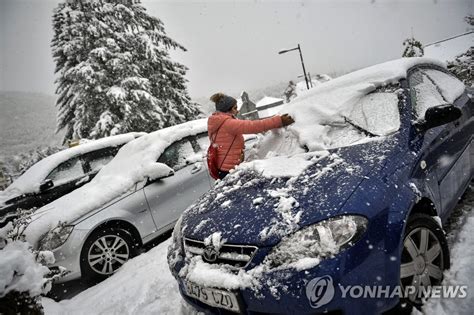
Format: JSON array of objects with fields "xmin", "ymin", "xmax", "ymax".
[{"xmin": 208, "ymin": 112, "xmax": 282, "ymax": 171}]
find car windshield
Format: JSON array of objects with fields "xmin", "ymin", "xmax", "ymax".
[{"xmin": 247, "ymin": 89, "xmax": 401, "ymax": 160}]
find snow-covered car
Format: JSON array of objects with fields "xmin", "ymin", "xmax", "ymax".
[
  {"xmin": 21, "ymin": 119, "xmax": 215, "ymax": 282},
  {"xmin": 0, "ymin": 133, "xmax": 142, "ymax": 228},
  {"xmin": 168, "ymin": 58, "xmax": 473, "ymax": 314}
]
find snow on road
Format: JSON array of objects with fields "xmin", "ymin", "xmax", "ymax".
[
  {"xmin": 42, "ymin": 239, "xmax": 189, "ymax": 315},
  {"xmin": 419, "ymin": 186, "xmax": 474, "ymax": 315},
  {"xmin": 42, "ymin": 186, "xmax": 474, "ymax": 314}
]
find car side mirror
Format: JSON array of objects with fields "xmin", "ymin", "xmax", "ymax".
[
  {"xmin": 146, "ymin": 163, "xmax": 174, "ymax": 185},
  {"xmin": 415, "ymin": 104, "xmax": 462, "ymax": 131},
  {"xmin": 39, "ymin": 179, "xmax": 54, "ymax": 192}
]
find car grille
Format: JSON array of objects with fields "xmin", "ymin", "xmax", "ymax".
[{"xmin": 184, "ymin": 238, "xmax": 258, "ymax": 269}]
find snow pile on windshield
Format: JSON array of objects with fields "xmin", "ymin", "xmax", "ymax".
[
  {"xmin": 277, "ymin": 57, "xmax": 444, "ymax": 152},
  {"xmin": 233, "ymin": 58, "xmax": 444, "ymax": 179},
  {"xmin": 0, "ymin": 133, "xmax": 142, "ymax": 203},
  {"xmin": 24, "ymin": 120, "xmax": 207, "ymax": 245}
]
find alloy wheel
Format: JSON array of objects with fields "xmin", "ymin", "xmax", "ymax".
[
  {"xmin": 87, "ymin": 234, "xmax": 130, "ymax": 275},
  {"xmin": 400, "ymin": 226, "xmax": 444, "ymax": 303}
]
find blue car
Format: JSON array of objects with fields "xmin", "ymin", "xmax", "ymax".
[{"xmin": 168, "ymin": 58, "xmax": 473, "ymax": 315}]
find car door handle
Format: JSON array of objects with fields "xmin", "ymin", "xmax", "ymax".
[
  {"xmin": 191, "ymin": 163, "xmax": 202, "ymax": 174},
  {"xmin": 439, "ymin": 130, "xmax": 450, "ymax": 139}
]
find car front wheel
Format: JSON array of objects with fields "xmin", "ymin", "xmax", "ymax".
[
  {"xmin": 400, "ymin": 213, "xmax": 450, "ymax": 307},
  {"xmin": 80, "ymin": 227, "xmax": 139, "ymax": 282}
]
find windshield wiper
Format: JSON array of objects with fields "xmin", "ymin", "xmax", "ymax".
[{"xmin": 342, "ymin": 116, "xmax": 377, "ymax": 138}]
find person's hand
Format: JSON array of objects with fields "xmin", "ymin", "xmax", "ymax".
[{"xmin": 281, "ymin": 114, "xmax": 295, "ymax": 127}]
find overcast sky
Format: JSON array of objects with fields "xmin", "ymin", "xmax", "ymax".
[{"xmin": 0, "ymin": 0, "xmax": 472, "ymax": 99}]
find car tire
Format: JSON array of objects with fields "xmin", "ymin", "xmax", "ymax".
[
  {"xmin": 399, "ymin": 213, "xmax": 450, "ymax": 308},
  {"xmin": 80, "ymin": 227, "xmax": 139, "ymax": 283}
]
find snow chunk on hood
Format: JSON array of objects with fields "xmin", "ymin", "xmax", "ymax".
[{"xmin": 24, "ymin": 120, "xmax": 207, "ymax": 246}]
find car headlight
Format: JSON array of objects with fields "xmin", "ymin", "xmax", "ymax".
[
  {"xmin": 266, "ymin": 215, "xmax": 368, "ymax": 268},
  {"xmin": 167, "ymin": 215, "xmax": 185, "ymax": 271},
  {"xmin": 39, "ymin": 225, "xmax": 74, "ymax": 251}
]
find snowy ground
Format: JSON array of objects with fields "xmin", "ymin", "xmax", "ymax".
[
  {"xmin": 41, "ymin": 184, "xmax": 474, "ymax": 314},
  {"xmin": 420, "ymin": 184, "xmax": 474, "ymax": 315}
]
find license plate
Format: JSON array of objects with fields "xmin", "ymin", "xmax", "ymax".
[{"xmin": 184, "ymin": 281, "xmax": 240, "ymax": 313}]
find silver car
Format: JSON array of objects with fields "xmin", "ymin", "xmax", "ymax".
[{"xmin": 26, "ymin": 120, "xmax": 214, "ymax": 282}]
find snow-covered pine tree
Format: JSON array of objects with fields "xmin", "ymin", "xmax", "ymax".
[
  {"xmin": 447, "ymin": 15, "xmax": 473, "ymax": 87},
  {"xmin": 402, "ymin": 37, "xmax": 424, "ymax": 57},
  {"xmin": 52, "ymin": 0, "xmax": 201, "ymax": 142}
]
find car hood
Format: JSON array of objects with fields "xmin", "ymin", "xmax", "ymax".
[{"xmin": 182, "ymin": 138, "xmax": 397, "ymax": 247}]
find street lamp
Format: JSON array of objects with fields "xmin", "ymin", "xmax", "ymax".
[{"xmin": 278, "ymin": 44, "xmax": 310, "ymax": 90}]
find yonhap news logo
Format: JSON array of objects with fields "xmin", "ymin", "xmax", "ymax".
[
  {"xmin": 305, "ymin": 276, "xmax": 335, "ymax": 308},
  {"xmin": 305, "ymin": 275, "xmax": 468, "ymax": 308}
]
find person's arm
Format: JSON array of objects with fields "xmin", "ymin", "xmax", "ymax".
[{"xmin": 223, "ymin": 116, "xmax": 283, "ymax": 135}]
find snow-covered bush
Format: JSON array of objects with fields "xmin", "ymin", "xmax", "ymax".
[
  {"xmin": 402, "ymin": 37, "xmax": 424, "ymax": 57},
  {"xmin": 52, "ymin": 0, "xmax": 201, "ymax": 143},
  {"xmin": 0, "ymin": 210, "xmax": 67, "ymax": 314}
]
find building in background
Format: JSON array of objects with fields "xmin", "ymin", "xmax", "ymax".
[{"xmin": 237, "ymin": 91, "xmax": 259, "ymax": 120}]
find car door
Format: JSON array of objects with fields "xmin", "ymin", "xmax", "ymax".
[
  {"xmin": 422, "ymin": 68, "xmax": 472, "ymax": 213},
  {"xmin": 143, "ymin": 134, "xmax": 212, "ymax": 230},
  {"xmin": 408, "ymin": 66, "xmax": 470, "ymax": 216}
]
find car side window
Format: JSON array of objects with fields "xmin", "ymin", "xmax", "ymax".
[
  {"xmin": 409, "ymin": 69, "xmax": 447, "ymax": 120},
  {"xmin": 193, "ymin": 133, "xmax": 210, "ymax": 153},
  {"xmin": 423, "ymin": 69, "xmax": 465, "ymax": 104},
  {"xmin": 158, "ymin": 139, "xmax": 194, "ymax": 171},
  {"xmin": 46, "ymin": 157, "xmax": 85, "ymax": 185},
  {"xmin": 82, "ymin": 146, "xmax": 121, "ymax": 174}
]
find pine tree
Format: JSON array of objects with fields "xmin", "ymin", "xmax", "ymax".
[
  {"xmin": 402, "ymin": 37, "xmax": 424, "ymax": 57},
  {"xmin": 51, "ymin": 0, "xmax": 201, "ymax": 142},
  {"xmin": 447, "ymin": 15, "xmax": 473, "ymax": 87}
]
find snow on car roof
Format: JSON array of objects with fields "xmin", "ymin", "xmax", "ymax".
[
  {"xmin": 24, "ymin": 119, "xmax": 207, "ymax": 245},
  {"xmin": 1, "ymin": 133, "xmax": 143, "ymax": 202}
]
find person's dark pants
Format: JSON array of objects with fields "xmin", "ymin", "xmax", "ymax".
[{"xmin": 218, "ymin": 170, "xmax": 229, "ymax": 180}]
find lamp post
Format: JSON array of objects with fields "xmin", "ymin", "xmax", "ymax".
[{"xmin": 278, "ymin": 44, "xmax": 310, "ymax": 90}]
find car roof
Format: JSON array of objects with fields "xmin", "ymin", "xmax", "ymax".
[{"xmin": 2, "ymin": 132, "xmax": 143, "ymax": 199}]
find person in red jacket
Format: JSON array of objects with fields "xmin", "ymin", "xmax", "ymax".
[{"xmin": 208, "ymin": 92, "xmax": 295, "ymax": 179}]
